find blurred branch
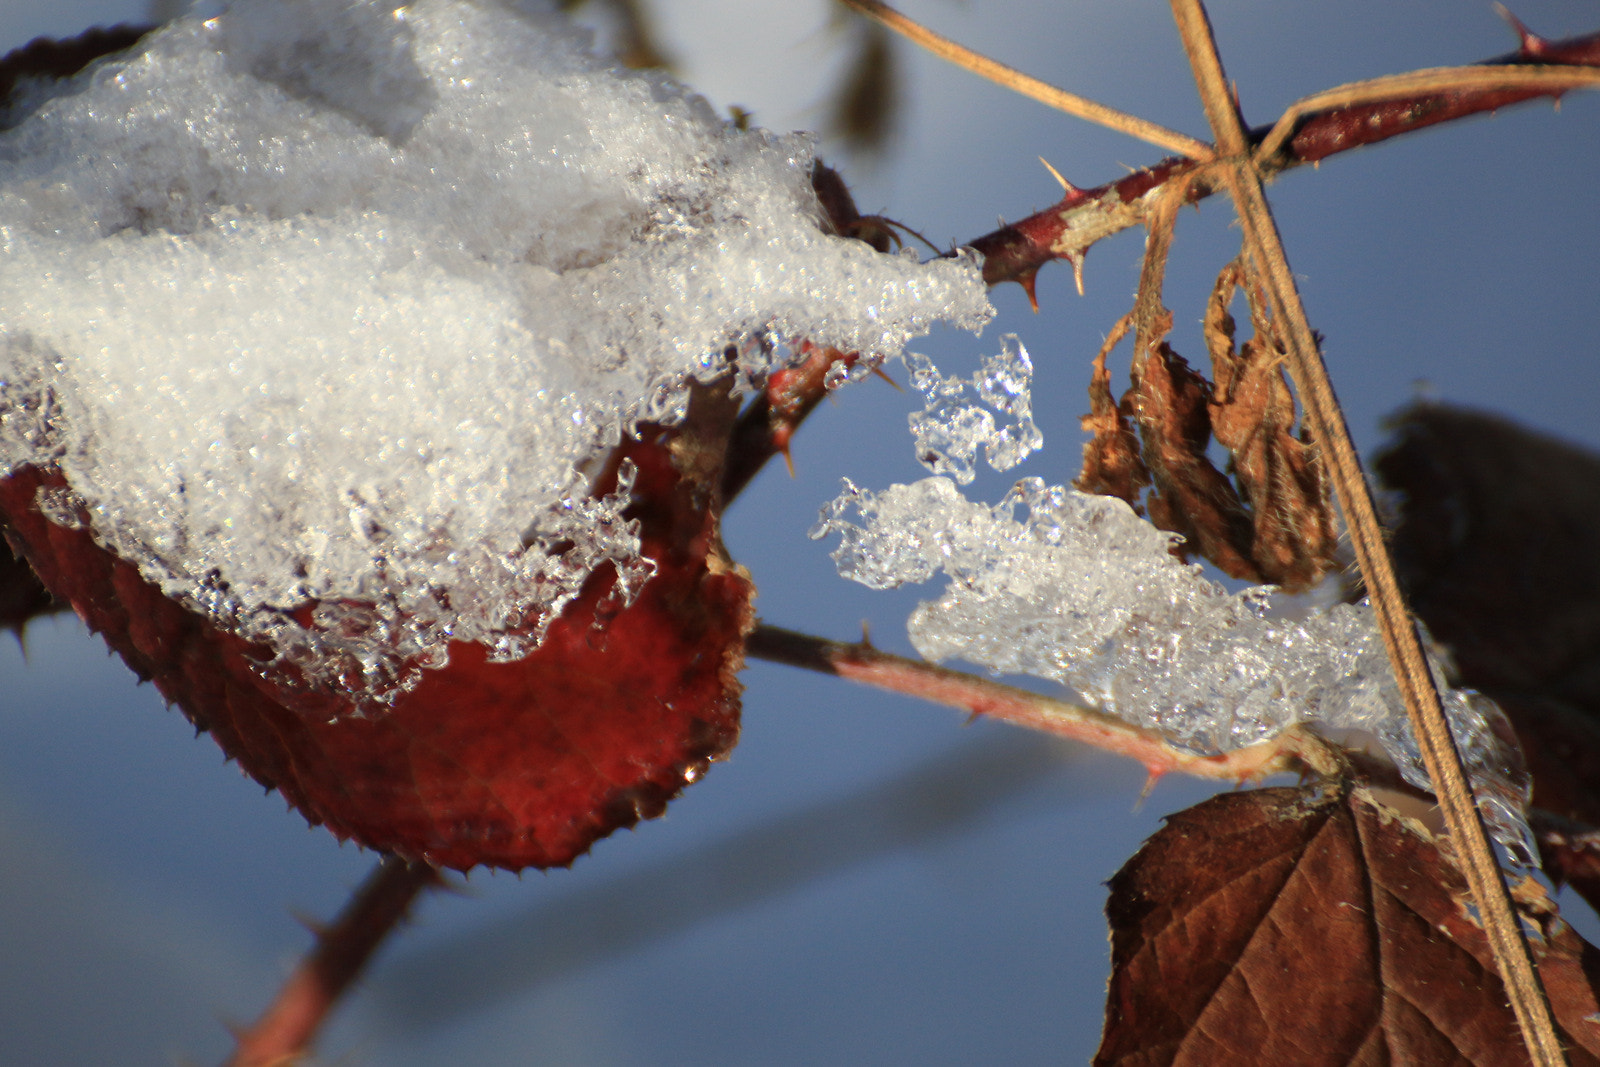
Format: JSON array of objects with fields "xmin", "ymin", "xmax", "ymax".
[
  {"xmin": 224, "ymin": 858, "xmax": 441, "ymax": 1067},
  {"xmin": 373, "ymin": 728, "xmax": 1076, "ymax": 1029},
  {"xmin": 559, "ymin": 0, "xmax": 674, "ymax": 70}
]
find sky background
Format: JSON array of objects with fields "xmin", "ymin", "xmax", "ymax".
[{"xmin": 2, "ymin": 1, "xmax": 1599, "ymax": 1064}]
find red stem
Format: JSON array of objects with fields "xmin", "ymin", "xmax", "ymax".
[
  {"xmin": 968, "ymin": 27, "xmax": 1600, "ymax": 293},
  {"xmin": 745, "ymin": 622, "xmax": 1344, "ymax": 784},
  {"xmin": 223, "ymin": 858, "xmax": 441, "ymax": 1067}
]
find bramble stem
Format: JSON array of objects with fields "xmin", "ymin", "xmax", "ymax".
[
  {"xmin": 1167, "ymin": 0, "xmax": 1564, "ymax": 1061},
  {"xmin": 746, "ymin": 622, "xmax": 1342, "ymax": 784}
]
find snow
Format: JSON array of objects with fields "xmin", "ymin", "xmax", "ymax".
[
  {"xmin": 0, "ymin": 0, "xmax": 991, "ymax": 707},
  {"xmin": 814, "ymin": 338, "xmax": 1533, "ymax": 860}
]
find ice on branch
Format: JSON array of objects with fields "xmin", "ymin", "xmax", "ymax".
[
  {"xmin": 813, "ymin": 341, "xmax": 1533, "ymax": 859},
  {"xmin": 0, "ymin": 0, "xmax": 991, "ymax": 704}
]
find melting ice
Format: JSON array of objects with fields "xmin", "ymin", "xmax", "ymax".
[{"xmin": 814, "ymin": 336, "xmax": 1533, "ymax": 860}]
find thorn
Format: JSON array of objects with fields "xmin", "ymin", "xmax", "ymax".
[
  {"xmin": 291, "ymin": 909, "xmax": 328, "ymax": 937},
  {"xmin": 856, "ymin": 620, "xmax": 875, "ymax": 648},
  {"xmin": 1494, "ymin": 4, "xmax": 1548, "ymax": 57},
  {"xmin": 781, "ymin": 444, "xmax": 795, "ymax": 478},
  {"xmin": 1037, "ymin": 156, "xmax": 1079, "ymax": 196},
  {"xmin": 870, "ymin": 365, "xmax": 901, "ymax": 392},
  {"xmin": 1067, "ymin": 251, "xmax": 1086, "ymax": 297},
  {"xmin": 996, "ymin": 214, "xmax": 1008, "ymax": 228},
  {"xmin": 1133, "ymin": 766, "xmax": 1164, "ymax": 811},
  {"xmin": 963, "ymin": 710, "xmax": 982, "ymax": 726},
  {"xmin": 1017, "ymin": 269, "xmax": 1040, "ymax": 313}
]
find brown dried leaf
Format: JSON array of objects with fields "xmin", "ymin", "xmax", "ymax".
[
  {"xmin": 1204, "ymin": 260, "xmax": 1338, "ymax": 591},
  {"xmin": 1131, "ymin": 335, "xmax": 1261, "ymax": 581},
  {"xmin": 1076, "ymin": 314, "xmax": 1150, "ymax": 508},
  {"xmin": 1534, "ymin": 818, "xmax": 1600, "ymax": 920},
  {"xmin": 1098, "ymin": 785, "xmax": 1600, "ymax": 1067},
  {"xmin": 1079, "ymin": 196, "xmax": 1330, "ymax": 586}
]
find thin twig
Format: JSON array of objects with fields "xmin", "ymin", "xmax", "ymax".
[
  {"xmin": 1166, "ymin": 1, "xmax": 1565, "ymax": 1062},
  {"xmin": 224, "ymin": 857, "xmax": 442, "ymax": 1067},
  {"xmin": 836, "ymin": 0, "xmax": 1215, "ymax": 160},
  {"xmin": 1257, "ymin": 63, "xmax": 1600, "ymax": 162},
  {"xmin": 746, "ymin": 622, "xmax": 1343, "ymax": 783}
]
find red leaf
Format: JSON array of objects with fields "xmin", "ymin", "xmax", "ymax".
[
  {"xmin": 0, "ymin": 389, "xmax": 753, "ymax": 872},
  {"xmin": 0, "ymin": 533, "xmax": 59, "ymax": 635},
  {"xmin": 1098, "ymin": 785, "xmax": 1600, "ymax": 1066}
]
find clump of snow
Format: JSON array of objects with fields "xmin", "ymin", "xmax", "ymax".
[
  {"xmin": 905, "ymin": 335, "xmax": 1041, "ymax": 484},
  {"xmin": 0, "ymin": 0, "xmax": 991, "ymax": 707},
  {"xmin": 813, "ymin": 339, "xmax": 1533, "ymax": 860}
]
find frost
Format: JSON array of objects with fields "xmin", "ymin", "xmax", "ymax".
[
  {"xmin": 813, "ymin": 339, "xmax": 1533, "ymax": 861},
  {"xmin": 0, "ymin": 0, "xmax": 992, "ymax": 707}
]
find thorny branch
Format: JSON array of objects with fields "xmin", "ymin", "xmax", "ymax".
[
  {"xmin": 963, "ymin": 24, "xmax": 1600, "ymax": 302},
  {"xmin": 724, "ymin": 15, "xmax": 1600, "ymax": 497}
]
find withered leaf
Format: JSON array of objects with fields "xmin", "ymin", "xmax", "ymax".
[
  {"xmin": 1077, "ymin": 314, "xmax": 1151, "ymax": 508},
  {"xmin": 1078, "ymin": 255, "xmax": 1339, "ymax": 590},
  {"xmin": 1204, "ymin": 261, "xmax": 1338, "ymax": 592},
  {"xmin": 1098, "ymin": 785, "xmax": 1600, "ymax": 1066},
  {"xmin": 827, "ymin": 20, "xmax": 900, "ymax": 156},
  {"xmin": 1131, "ymin": 339, "xmax": 1261, "ymax": 582}
]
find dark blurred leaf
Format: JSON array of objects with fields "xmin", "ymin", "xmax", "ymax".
[
  {"xmin": 1098, "ymin": 785, "xmax": 1600, "ymax": 1067},
  {"xmin": 829, "ymin": 21, "xmax": 899, "ymax": 155},
  {"xmin": 1378, "ymin": 405, "xmax": 1600, "ymax": 705},
  {"xmin": 1378, "ymin": 405, "xmax": 1600, "ymax": 904}
]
